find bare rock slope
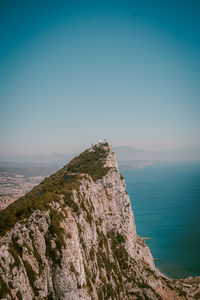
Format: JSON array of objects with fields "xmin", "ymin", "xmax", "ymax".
[{"xmin": 0, "ymin": 143, "xmax": 199, "ymax": 299}]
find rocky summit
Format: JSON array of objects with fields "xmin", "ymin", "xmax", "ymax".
[{"xmin": 0, "ymin": 143, "xmax": 199, "ymax": 300}]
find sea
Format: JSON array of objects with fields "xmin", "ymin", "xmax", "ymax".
[{"xmin": 121, "ymin": 161, "xmax": 200, "ymax": 279}]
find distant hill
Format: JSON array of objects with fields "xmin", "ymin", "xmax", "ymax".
[
  {"xmin": 0, "ymin": 152, "xmax": 75, "ymax": 165},
  {"xmin": 0, "ymin": 146, "xmax": 199, "ymax": 168},
  {"xmin": 114, "ymin": 146, "xmax": 200, "ymax": 162}
]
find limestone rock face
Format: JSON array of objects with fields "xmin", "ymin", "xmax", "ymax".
[{"xmin": 0, "ymin": 143, "xmax": 199, "ymax": 299}]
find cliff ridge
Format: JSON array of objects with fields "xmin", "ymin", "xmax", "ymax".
[{"xmin": 0, "ymin": 143, "xmax": 199, "ymax": 299}]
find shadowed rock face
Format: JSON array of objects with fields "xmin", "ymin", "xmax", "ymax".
[{"xmin": 0, "ymin": 143, "xmax": 199, "ymax": 299}]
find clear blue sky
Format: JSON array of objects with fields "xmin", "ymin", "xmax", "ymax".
[{"xmin": 0, "ymin": 0, "xmax": 200, "ymax": 154}]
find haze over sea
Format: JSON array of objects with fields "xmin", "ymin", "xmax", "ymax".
[{"xmin": 121, "ymin": 161, "xmax": 200, "ymax": 279}]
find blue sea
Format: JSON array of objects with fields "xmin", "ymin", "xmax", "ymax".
[{"xmin": 121, "ymin": 161, "xmax": 200, "ymax": 279}]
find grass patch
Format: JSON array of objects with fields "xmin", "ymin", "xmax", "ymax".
[{"xmin": 67, "ymin": 144, "xmax": 111, "ymax": 182}]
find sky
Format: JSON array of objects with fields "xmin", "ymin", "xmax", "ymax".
[{"xmin": 0, "ymin": 0, "xmax": 200, "ymax": 154}]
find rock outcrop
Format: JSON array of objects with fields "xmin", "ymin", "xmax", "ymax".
[{"xmin": 0, "ymin": 143, "xmax": 199, "ymax": 299}]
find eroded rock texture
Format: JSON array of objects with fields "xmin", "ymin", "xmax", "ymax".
[{"xmin": 0, "ymin": 143, "xmax": 199, "ymax": 299}]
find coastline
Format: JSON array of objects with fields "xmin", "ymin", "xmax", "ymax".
[{"xmin": 122, "ymin": 161, "xmax": 200, "ymax": 279}]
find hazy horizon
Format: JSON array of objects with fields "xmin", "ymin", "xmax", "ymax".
[
  {"xmin": 1, "ymin": 144, "xmax": 200, "ymax": 157},
  {"xmin": 1, "ymin": 144, "xmax": 200, "ymax": 165},
  {"xmin": 1, "ymin": 0, "xmax": 200, "ymax": 155}
]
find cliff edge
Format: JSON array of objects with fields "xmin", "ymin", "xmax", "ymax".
[{"xmin": 0, "ymin": 143, "xmax": 199, "ymax": 299}]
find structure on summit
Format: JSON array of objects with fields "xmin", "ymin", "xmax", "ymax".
[{"xmin": 0, "ymin": 143, "xmax": 199, "ymax": 299}]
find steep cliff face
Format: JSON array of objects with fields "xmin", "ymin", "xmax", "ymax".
[{"xmin": 0, "ymin": 143, "xmax": 198, "ymax": 299}]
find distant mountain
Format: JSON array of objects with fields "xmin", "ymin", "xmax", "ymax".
[
  {"xmin": 114, "ymin": 146, "xmax": 200, "ymax": 162},
  {"xmin": 0, "ymin": 146, "xmax": 199, "ymax": 167},
  {"xmin": 114, "ymin": 146, "xmax": 145, "ymax": 161},
  {"xmin": 0, "ymin": 152, "xmax": 75, "ymax": 165}
]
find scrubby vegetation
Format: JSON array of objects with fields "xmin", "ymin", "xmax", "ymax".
[
  {"xmin": 92, "ymin": 226, "xmax": 131, "ymax": 299},
  {"xmin": 70, "ymin": 262, "xmax": 79, "ymax": 277},
  {"xmin": 67, "ymin": 144, "xmax": 111, "ymax": 181},
  {"xmin": 84, "ymin": 263, "xmax": 93, "ymax": 293},
  {"xmin": 63, "ymin": 191, "xmax": 80, "ymax": 215},
  {"xmin": 120, "ymin": 174, "xmax": 124, "ymax": 180},
  {"xmin": 16, "ymin": 290, "xmax": 23, "ymax": 300},
  {"xmin": 0, "ymin": 142, "xmax": 191, "ymax": 300},
  {"xmin": 107, "ymin": 230, "xmax": 128, "ymax": 271},
  {"xmin": 44, "ymin": 208, "xmax": 67, "ymax": 266},
  {"xmin": 0, "ymin": 144, "xmax": 110, "ymax": 237},
  {"xmin": 23, "ymin": 259, "xmax": 38, "ymax": 296},
  {"xmin": 30, "ymin": 234, "xmax": 44, "ymax": 275},
  {"xmin": 9, "ymin": 236, "xmax": 23, "ymax": 269},
  {"xmin": 0, "ymin": 274, "xmax": 10, "ymax": 298},
  {"xmin": 0, "ymin": 191, "xmax": 59, "ymax": 237}
]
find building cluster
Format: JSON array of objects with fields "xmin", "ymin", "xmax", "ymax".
[{"xmin": 0, "ymin": 172, "xmax": 43, "ymax": 210}]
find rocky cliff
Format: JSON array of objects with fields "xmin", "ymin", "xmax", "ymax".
[{"xmin": 0, "ymin": 143, "xmax": 199, "ymax": 299}]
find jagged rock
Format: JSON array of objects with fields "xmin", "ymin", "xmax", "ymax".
[{"xmin": 0, "ymin": 143, "xmax": 199, "ymax": 299}]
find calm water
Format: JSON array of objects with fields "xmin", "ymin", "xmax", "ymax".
[{"xmin": 121, "ymin": 161, "xmax": 200, "ymax": 279}]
